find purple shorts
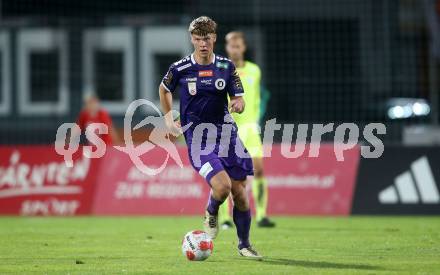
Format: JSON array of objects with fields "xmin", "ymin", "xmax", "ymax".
[{"xmin": 184, "ymin": 123, "xmax": 254, "ymax": 185}]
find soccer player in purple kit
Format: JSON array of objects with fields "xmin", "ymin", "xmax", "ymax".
[{"xmin": 158, "ymin": 16, "xmax": 262, "ymax": 259}]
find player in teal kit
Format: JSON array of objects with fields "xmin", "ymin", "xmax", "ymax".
[{"xmin": 158, "ymin": 16, "xmax": 262, "ymax": 259}]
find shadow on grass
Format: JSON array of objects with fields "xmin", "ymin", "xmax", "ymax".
[
  {"xmin": 280, "ymin": 227, "xmax": 377, "ymax": 232},
  {"xmin": 258, "ymin": 257, "xmax": 384, "ymax": 271}
]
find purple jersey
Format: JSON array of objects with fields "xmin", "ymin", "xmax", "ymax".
[
  {"xmin": 161, "ymin": 53, "xmax": 244, "ymax": 126},
  {"xmin": 161, "ymin": 53, "xmax": 252, "ymax": 183}
]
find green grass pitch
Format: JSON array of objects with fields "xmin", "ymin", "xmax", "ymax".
[{"xmin": 0, "ymin": 216, "xmax": 439, "ymax": 274}]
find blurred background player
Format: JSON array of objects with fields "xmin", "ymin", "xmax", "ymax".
[
  {"xmin": 219, "ymin": 31, "xmax": 276, "ymax": 228},
  {"xmin": 71, "ymin": 93, "xmax": 119, "ymax": 146}
]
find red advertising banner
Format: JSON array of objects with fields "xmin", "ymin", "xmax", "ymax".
[
  {"xmin": 0, "ymin": 146, "xmax": 99, "ymax": 215},
  {"xmin": 92, "ymin": 146, "xmax": 211, "ymax": 215},
  {"xmin": 263, "ymin": 144, "xmax": 360, "ymax": 215},
  {"xmin": 0, "ymin": 144, "xmax": 359, "ymax": 216},
  {"xmin": 92, "ymin": 144, "xmax": 360, "ymax": 216}
]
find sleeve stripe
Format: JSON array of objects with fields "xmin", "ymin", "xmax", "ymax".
[
  {"xmin": 161, "ymin": 82, "xmax": 171, "ymax": 92},
  {"xmin": 234, "ymin": 93, "xmax": 244, "ymax": 96}
]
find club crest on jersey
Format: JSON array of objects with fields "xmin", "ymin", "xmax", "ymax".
[
  {"xmin": 188, "ymin": 82, "xmax": 197, "ymax": 95},
  {"xmin": 199, "ymin": 70, "xmax": 213, "ymax": 77},
  {"xmin": 215, "ymin": 78, "xmax": 226, "ymax": 90}
]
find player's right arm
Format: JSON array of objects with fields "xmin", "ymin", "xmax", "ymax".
[
  {"xmin": 159, "ymin": 64, "xmax": 181, "ymax": 136},
  {"xmin": 159, "ymin": 84, "xmax": 175, "ymax": 128}
]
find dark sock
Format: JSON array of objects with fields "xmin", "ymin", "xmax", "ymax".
[
  {"xmin": 233, "ymin": 206, "xmax": 251, "ymax": 249},
  {"xmin": 206, "ymin": 195, "xmax": 222, "ymax": 215}
]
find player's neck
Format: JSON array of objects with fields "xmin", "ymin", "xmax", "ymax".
[
  {"xmin": 194, "ymin": 52, "xmax": 213, "ymax": 65},
  {"xmin": 233, "ymin": 59, "xmax": 245, "ymax": 68}
]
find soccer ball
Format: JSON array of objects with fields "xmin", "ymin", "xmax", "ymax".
[{"xmin": 181, "ymin": 230, "xmax": 213, "ymax": 261}]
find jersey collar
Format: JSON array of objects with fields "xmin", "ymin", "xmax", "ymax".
[{"xmin": 191, "ymin": 53, "xmax": 216, "ymax": 65}]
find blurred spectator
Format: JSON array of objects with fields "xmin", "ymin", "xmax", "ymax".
[{"xmin": 73, "ymin": 93, "xmax": 119, "ymax": 146}]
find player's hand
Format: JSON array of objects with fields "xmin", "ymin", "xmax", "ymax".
[
  {"xmin": 164, "ymin": 111, "xmax": 183, "ymax": 137},
  {"xmin": 165, "ymin": 119, "xmax": 183, "ymax": 137},
  {"xmin": 229, "ymin": 96, "xmax": 245, "ymax": 114}
]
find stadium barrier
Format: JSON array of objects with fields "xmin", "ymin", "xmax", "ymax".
[{"xmin": 1, "ymin": 145, "xmax": 438, "ymax": 216}]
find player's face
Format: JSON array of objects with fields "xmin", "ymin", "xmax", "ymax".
[
  {"xmin": 191, "ymin": 33, "xmax": 216, "ymax": 58},
  {"xmin": 226, "ymin": 38, "xmax": 246, "ymax": 61}
]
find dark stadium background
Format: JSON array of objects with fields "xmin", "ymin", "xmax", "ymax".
[{"xmin": 0, "ymin": 0, "xmax": 438, "ymax": 144}]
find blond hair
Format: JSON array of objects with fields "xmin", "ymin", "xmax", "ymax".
[
  {"xmin": 188, "ymin": 16, "xmax": 217, "ymax": 36},
  {"xmin": 225, "ymin": 31, "xmax": 246, "ymax": 45}
]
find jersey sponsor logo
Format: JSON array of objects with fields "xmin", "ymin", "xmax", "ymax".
[
  {"xmin": 198, "ymin": 70, "xmax": 213, "ymax": 77},
  {"xmin": 215, "ymin": 78, "xmax": 226, "ymax": 90},
  {"xmin": 177, "ymin": 63, "xmax": 192, "ymax": 71},
  {"xmin": 246, "ymin": 77, "xmax": 254, "ymax": 85},
  {"xmin": 216, "ymin": 62, "xmax": 229, "ymax": 69},
  {"xmin": 201, "ymin": 79, "xmax": 212, "ymax": 85},
  {"xmin": 188, "ymin": 82, "xmax": 197, "ymax": 95},
  {"xmin": 185, "ymin": 77, "xmax": 197, "ymax": 82}
]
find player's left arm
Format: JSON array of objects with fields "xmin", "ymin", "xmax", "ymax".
[
  {"xmin": 230, "ymin": 96, "xmax": 245, "ymax": 114},
  {"xmin": 227, "ymin": 63, "xmax": 245, "ymax": 114}
]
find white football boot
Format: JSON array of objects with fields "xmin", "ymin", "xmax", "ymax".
[
  {"xmin": 203, "ymin": 210, "xmax": 219, "ymax": 239},
  {"xmin": 239, "ymin": 246, "xmax": 263, "ymax": 260}
]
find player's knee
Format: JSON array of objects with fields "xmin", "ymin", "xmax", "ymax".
[
  {"xmin": 232, "ymin": 186, "xmax": 249, "ymax": 210},
  {"xmin": 254, "ymin": 167, "xmax": 264, "ymax": 178},
  {"xmin": 211, "ymin": 177, "xmax": 231, "ymax": 200},
  {"xmin": 216, "ymin": 182, "xmax": 231, "ymax": 200},
  {"xmin": 233, "ymin": 194, "xmax": 249, "ymax": 211},
  {"xmin": 252, "ymin": 158, "xmax": 264, "ymax": 178}
]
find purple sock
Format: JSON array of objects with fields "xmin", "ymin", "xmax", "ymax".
[
  {"xmin": 206, "ymin": 195, "xmax": 222, "ymax": 215},
  {"xmin": 233, "ymin": 207, "xmax": 251, "ymax": 249}
]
